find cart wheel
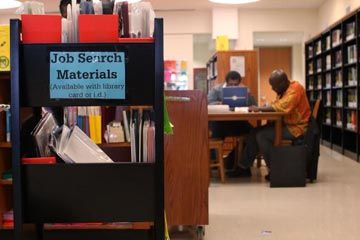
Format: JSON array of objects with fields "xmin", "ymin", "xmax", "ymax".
[{"xmin": 196, "ymin": 226, "xmax": 205, "ymax": 240}]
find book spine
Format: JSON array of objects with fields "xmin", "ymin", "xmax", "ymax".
[{"xmin": 6, "ymin": 110, "xmax": 11, "ymax": 142}]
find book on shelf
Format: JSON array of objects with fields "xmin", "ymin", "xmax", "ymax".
[
  {"xmin": 308, "ymin": 45, "xmax": 313, "ymax": 58},
  {"xmin": 315, "ymin": 41, "xmax": 321, "ymax": 55},
  {"xmin": 316, "ymin": 58, "xmax": 322, "ymax": 72},
  {"xmin": 336, "ymin": 109, "xmax": 342, "ymax": 127},
  {"xmin": 346, "ymin": 111, "xmax": 357, "ymax": 130},
  {"xmin": 308, "ymin": 77, "xmax": 314, "ymax": 90},
  {"xmin": 309, "ymin": 92, "xmax": 314, "ymax": 101},
  {"xmin": 335, "ymin": 70, "xmax": 342, "ymax": 87},
  {"xmin": 336, "ymin": 90, "xmax": 343, "ymax": 107},
  {"xmin": 2, "ymin": 210, "xmax": 13, "ymax": 229},
  {"xmin": 317, "ymin": 80, "xmax": 322, "ymax": 90},
  {"xmin": 326, "ymin": 91, "xmax": 331, "ymax": 106},
  {"xmin": 326, "ymin": 55, "xmax": 331, "ymax": 70},
  {"xmin": 326, "ymin": 35, "xmax": 331, "ymax": 50},
  {"xmin": 308, "ymin": 62, "xmax": 314, "ymax": 75},
  {"xmin": 325, "ymin": 73, "xmax": 331, "ymax": 88},
  {"xmin": 348, "ymin": 67, "xmax": 357, "ymax": 86},
  {"xmin": 347, "ymin": 45, "xmax": 357, "ymax": 64},
  {"xmin": 346, "ymin": 22, "xmax": 356, "ymax": 41},
  {"xmin": 325, "ymin": 109, "xmax": 331, "ymax": 124},
  {"xmin": 347, "ymin": 89, "xmax": 357, "ymax": 108},
  {"xmin": 0, "ymin": 104, "xmax": 11, "ymax": 142},
  {"xmin": 332, "ymin": 29, "xmax": 342, "ymax": 47},
  {"xmin": 334, "ymin": 50, "xmax": 342, "ymax": 67}
]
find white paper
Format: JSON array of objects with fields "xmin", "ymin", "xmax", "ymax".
[
  {"xmin": 234, "ymin": 107, "xmax": 249, "ymax": 113},
  {"xmin": 63, "ymin": 126, "xmax": 113, "ymax": 163},
  {"xmin": 230, "ymin": 56, "xmax": 245, "ymax": 77},
  {"xmin": 207, "ymin": 104, "xmax": 229, "ymax": 112}
]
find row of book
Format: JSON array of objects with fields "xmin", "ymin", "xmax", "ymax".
[
  {"xmin": 30, "ymin": 107, "xmax": 156, "ymax": 163},
  {"xmin": 308, "ymin": 22, "xmax": 356, "ymax": 58},
  {"xmin": 308, "ymin": 45, "xmax": 357, "ymax": 73},
  {"xmin": 323, "ymin": 89, "xmax": 357, "ymax": 108},
  {"xmin": 2, "ymin": 210, "xmax": 13, "ymax": 229},
  {"xmin": 0, "ymin": 104, "xmax": 10, "ymax": 142},
  {"xmin": 325, "ymin": 109, "xmax": 358, "ymax": 130}
]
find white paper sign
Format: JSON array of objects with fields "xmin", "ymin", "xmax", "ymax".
[{"xmin": 230, "ymin": 56, "xmax": 245, "ymax": 77}]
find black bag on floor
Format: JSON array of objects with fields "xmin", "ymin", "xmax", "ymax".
[
  {"xmin": 270, "ymin": 145, "xmax": 307, "ymax": 188},
  {"xmin": 303, "ymin": 117, "xmax": 320, "ymax": 182}
]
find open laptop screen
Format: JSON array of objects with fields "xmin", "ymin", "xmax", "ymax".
[{"xmin": 222, "ymin": 87, "xmax": 249, "ymax": 108}]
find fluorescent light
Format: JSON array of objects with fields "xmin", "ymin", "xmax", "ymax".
[
  {"xmin": 0, "ymin": 0, "xmax": 22, "ymax": 10},
  {"xmin": 209, "ymin": 0, "xmax": 260, "ymax": 4},
  {"xmin": 115, "ymin": 0, "xmax": 142, "ymax": 3}
]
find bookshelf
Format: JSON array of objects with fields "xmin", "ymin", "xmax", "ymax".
[
  {"xmin": 0, "ymin": 71, "xmax": 12, "ymax": 238},
  {"xmin": 305, "ymin": 10, "xmax": 359, "ymax": 161},
  {"xmin": 9, "ymin": 17, "xmax": 164, "ymax": 240}
]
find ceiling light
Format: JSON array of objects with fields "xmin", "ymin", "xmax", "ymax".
[
  {"xmin": 0, "ymin": 0, "xmax": 22, "ymax": 10},
  {"xmin": 209, "ymin": 0, "xmax": 260, "ymax": 5}
]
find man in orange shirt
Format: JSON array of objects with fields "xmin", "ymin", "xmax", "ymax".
[{"xmin": 236, "ymin": 69, "xmax": 311, "ymax": 179}]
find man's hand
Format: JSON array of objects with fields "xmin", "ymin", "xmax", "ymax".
[{"xmin": 248, "ymin": 106, "xmax": 260, "ymax": 112}]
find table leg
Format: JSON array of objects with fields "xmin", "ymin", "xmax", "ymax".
[
  {"xmin": 256, "ymin": 120, "xmax": 263, "ymax": 168},
  {"xmin": 274, "ymin": 118, "xmax": 282, "ymax": 146}
]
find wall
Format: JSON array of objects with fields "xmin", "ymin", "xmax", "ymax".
[
  {"xmin": 193, "ymin": 36, "xmax": 213, "ymax": 69},
  {"xmin": 318, "ymin": 0, "xmax": 360, "ymax": 31},
  {"xmin": 157, "ymin": 8, "xmax": 317, "ymax": 89},
  {"xmin": 0, "ymin": 15, "xmax": 19, "ymax": 25},
  {"xmin": 237, "ymin": 9, "xmax": 318, "ymax": 50},
  {"xmin": 164, "ymin": 34, "xmax": 194, "ymax": 89},
  {"xmin": 292, "ymin": 44, "xmax": 304, "ymax": 83}
]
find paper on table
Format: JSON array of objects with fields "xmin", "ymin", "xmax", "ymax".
[
  {"xmin": 207, "ymin": 105, "xmax": 229, "ymax": 111},
  {"xmin": 234, "ymin": 107, "xmax": 249, "ymax": 113}
]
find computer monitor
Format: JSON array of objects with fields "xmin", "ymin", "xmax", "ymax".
[{"xmin": 222, "ymin": 87, "xmax": 249, "ymax": 108}]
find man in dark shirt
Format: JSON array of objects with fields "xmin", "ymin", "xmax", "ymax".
[{"xmin": 208, "ymin": 71, "xmax": 256, "ymax": 175}]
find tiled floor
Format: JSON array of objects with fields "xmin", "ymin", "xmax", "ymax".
[
  {"xmin": 203, "ymin": 145, "xmax": 360, "ymax": 240},
  {"xmin": 170, "ymin": 145, "xmax": 360, "ymax": 239}
]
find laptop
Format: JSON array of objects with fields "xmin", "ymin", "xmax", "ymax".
[{"xmin": 222, "ymin": 87, "xmax": 249, "ymax": 108}]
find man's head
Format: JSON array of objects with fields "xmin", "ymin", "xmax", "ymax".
[
  {"xmin": 60, "ymin": 0, "xmax": 71, "ymax": 18},
  {"xmin": 269, "ymin": 69, "xmax": 290, "ymax": 95},
  {"xmin": 225, "ymin": 71, "xmax": 242, "ymax": 87}
]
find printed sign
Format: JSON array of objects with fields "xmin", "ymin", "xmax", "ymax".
[
  {"xmin": 230, "ymin": 56, "xmax": 245, "ymax": 77},
  {"xmin": 50, "ymin": 51, "xmax": 125, "ymax": 99},
  {"xmin": 0, "ymin": 25, "xmax": 10, "ymax": 71}
]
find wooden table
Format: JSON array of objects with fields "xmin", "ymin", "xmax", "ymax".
[{"xmin": 208, "ymin": 109, "xmax": 288, "ymax": 145}]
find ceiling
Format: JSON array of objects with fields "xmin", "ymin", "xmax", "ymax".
[
  {"xmin": 150, "ymin": 0, "xmax": 327, "ymax": 11},
  {"xmin": 0, "ymin": 0, "xmax": 327, "ymax": 14}
]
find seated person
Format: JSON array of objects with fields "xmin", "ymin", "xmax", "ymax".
[
  {"xmin": 237, "ymin": 69, "xmax": 311, "ymax": 179},
  {"xmin": 208, "ymin": 70, "xmax": 256, "ymax": 106},
  {"xmin": 208, "ymin": 71, "xmax": 256, "ymax": 173}
]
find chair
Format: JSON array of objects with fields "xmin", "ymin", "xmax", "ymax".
[
  {"xmin": 209, "ymin": 139, "xmax": 226, "ymax": 183},
  {"xmin": 281, "ymin": 99, "xmax": 321, "ymax": 146}
]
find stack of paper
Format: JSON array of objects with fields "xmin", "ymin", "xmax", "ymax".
[
  {"xmin": 234, "ymin": 107, "xmax": 249, "ymax": 113},
  {"xmin": 52, "ymin": 126, "xmax": 113, "ymax": 164},
  {"xmin": 207, "ymin": 105, "xmax": 229, "ymax": 112}
]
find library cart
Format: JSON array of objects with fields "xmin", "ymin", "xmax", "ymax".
[{"xmin": 9, "ymin": 18, "xmax": 164, "ymax": 240}]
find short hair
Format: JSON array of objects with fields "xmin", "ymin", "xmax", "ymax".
[
  {"xmin": 225, "ymin": 71, "xmax": 242, "ymax": 83},
  {"xmin": 269, "ymin": 69, "xmax": 289, "ymax": 84}
]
